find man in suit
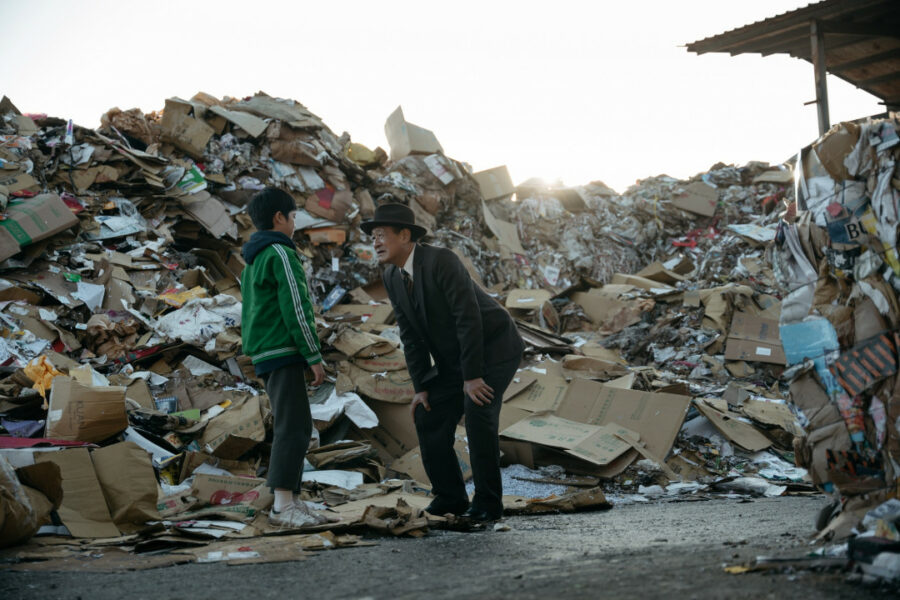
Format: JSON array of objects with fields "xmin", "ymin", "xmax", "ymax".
[{"xmin": 361, "ymin": 202, "xmax": 524, "ymax": 522}]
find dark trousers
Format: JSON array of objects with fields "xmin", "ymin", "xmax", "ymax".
[
  {"xmin": 414, "ymin": 356, "xmax": 521, "ymax": 515},
  {"xmin": 261, "ymin": 366, "xmax": 312, "ymax": 491}
]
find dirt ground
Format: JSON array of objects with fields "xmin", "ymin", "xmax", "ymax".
[{"xmin": 2, "ymin": 495, "xmax": 897, "ymax": 599}]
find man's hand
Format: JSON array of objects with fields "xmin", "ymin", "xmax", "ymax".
[
  {"xmin": 309, "ymin": 362, "xmax": 326, "ymax": 387},
  {"xmin": 410, "ymin": 391, "xmax": 430, "ymax": 419},
  {"xmin": 464, "ymin": 378, "xmax": 494, "ymax": 406}
]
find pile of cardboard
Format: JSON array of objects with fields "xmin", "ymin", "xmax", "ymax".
[
  {"xmin": 0, "ymin": 89, "xmax": 843, "ymax": 568},
  {"xmin": 0, "ymin": 93, "xmax": 622, "ymax": 565},
  {"xmin": 772, "ymin": 117, "xmax": 900, "ymax": 550}
]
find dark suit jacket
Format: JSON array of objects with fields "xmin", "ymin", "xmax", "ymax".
[{"xmin": 383, "ymin": 243, "xmax": 524, "ymax": 393}]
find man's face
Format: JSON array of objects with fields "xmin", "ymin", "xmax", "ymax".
[{"xmin": 372, "ymin": 226, "xmax": 412, "ymax": 266}]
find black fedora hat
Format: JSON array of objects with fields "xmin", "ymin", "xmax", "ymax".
[{"xmin": 360, "ymin": 202, "xmax": 427, "ymax": 240}]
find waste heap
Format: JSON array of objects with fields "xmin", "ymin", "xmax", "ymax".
[
  {"xmin": 0, "ymin": 93, "xmax": 620, "ymax": 565},
  {"xmin": 0, "ymin": 90, "xmax": 831, "ymax": 571},
  {"xmin": 767, "ymin": 117, "xmax": 900, "ymax": 581}
]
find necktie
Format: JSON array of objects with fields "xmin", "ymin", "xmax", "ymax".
[{"xmin": 401, "ymin": 270, "xmax": 414, "ymax": 296}]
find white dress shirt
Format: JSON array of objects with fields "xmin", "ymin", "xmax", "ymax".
[{"xmin": 402, "ymin": 244, "xmax": 416, "ymax": 281}]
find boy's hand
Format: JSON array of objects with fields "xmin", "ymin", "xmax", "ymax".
[{"xmin": 309, "ymin": 362, "xmax": 325, "ymax": 386}]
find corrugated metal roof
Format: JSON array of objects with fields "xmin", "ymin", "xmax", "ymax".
[{"xmin": 685, "ymin": 0, "xmax": 900, "ymax": 109}]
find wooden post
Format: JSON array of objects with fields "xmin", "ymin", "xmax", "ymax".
[{"xmin": 811, "ymin": 20, "xmax": 830, "ymax": 135}]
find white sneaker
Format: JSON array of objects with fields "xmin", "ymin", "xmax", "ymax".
[{"xmin": 268, "ymin": 502, "xmax": 327, "ymax": 529}]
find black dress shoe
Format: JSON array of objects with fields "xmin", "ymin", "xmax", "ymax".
[
  {"xmin": 424, "ymin": 497, "xmax": 470, "ymax": 516},
  {"xmin": 461, "ymin": 507, "xmax": 503, "ymax": 522}
]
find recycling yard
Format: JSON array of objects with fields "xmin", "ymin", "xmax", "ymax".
[
  {"xmin": 5, "ymin": 497, "xmax": 892, "ymax": 600},
  {"xmin": 3, "ymin": 1, "xmax": 900, "ymax": 597}
]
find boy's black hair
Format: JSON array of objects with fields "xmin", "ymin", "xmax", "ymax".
[{"xmin": 248, "ymin": 187, "xmax": 295, "ymax": 231}]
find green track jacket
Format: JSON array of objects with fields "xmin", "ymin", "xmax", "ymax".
[{"xmin": 240, "ymin": 231, "xmax": 322, "ymax": 367}]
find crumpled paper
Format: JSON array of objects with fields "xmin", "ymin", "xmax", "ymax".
[
  {"xmin": 24, "ymin": 355, "xmax": 62, "ymax": 403},
  {"xmin": 310, "ymin": 390, "xmax": 378, "ymax": 429}
]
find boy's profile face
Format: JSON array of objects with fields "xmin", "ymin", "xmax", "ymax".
[{"xmin": 272, "ymin": 209, "xmax": 296, "ymax": 238}]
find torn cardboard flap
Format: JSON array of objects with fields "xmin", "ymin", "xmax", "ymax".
[
  {"xmin": 571, "ymin": 287, "xmax": 651, "ymax": 335},
  {"xmin": 35, "ymin": 448, "xmax": 121, "ymax": 538},
  {"xmin": 91, "ymin": 442, "xmax": 161, "ymax": 531},
  {"xmin": 503, "ymin": 372, "xmax": 538, "ymax": 402},
  {"xmin": 813, "ymin": 122, "xmax": 859, "ymax": 182},
  {"xmin": 179, "ymin": 191, "xmax": 238, "ymax": 239},
  {"xmin": 693, "ymin": 398, "xmax": 773, "ymax": 452},
  {"xmin": 560, "ymin": 354, "xmax": 627, "ymax": 380},
  {"xmin": 741, "ymin": 397, "xmax": 801, "ymax": 436},
  {"xmin": 46, "ymin": 376, "xmax": 128, "ymax": 443},
  {"xmin": 384, "ymin": 106, "xmax": 443, "ymax": 161},
  {"xmin": 160, "ymin": 97, "xmax": 215, "ymax": 159},
  {"xmin": 672, "ymin": 181, "xmax": 718, "ymax": 217},
  {"xmin": 482, "ymin": 200, "xmax": 525, "ymax": 255},
  {"xmin": 505, "ymin": 374, "xmax": 569, "ymax": 413},
  {"xmin": 200, "ymin": 395, "xmax": 265, "ymax": 459},
  {"xmin": 207, "ymin": 105, "xmax": 268, "ymax": 138}
]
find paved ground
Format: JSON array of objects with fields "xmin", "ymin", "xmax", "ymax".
[{"xmin": 2, "ymin": 496, "xmax": 896, "ymax": 599}]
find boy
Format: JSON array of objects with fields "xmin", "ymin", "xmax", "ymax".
[{"xmin": 241, "ymin": 186, "xmax": 329, "ymax": 528}]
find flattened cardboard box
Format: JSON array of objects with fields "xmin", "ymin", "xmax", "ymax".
[
  {"xmin": 724, "ymin": 311, "xmax": 786, "ymax": 365},
  {"xmin": 500, "ymin": 414, "xmax": 638, "ymax": 475},
  {"xmin": 0, "ymin": 193, "xmax": 79, "ymax": 262},
  {"xmin": 555, "ymin": 379, "xmax": 691, "ymax": 462}
]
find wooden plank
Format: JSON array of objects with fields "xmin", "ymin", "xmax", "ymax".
[{"xmin": 811, "ymin": 20, "xmax": 831, "ymax": 136}]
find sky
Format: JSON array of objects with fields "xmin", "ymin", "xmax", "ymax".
[{"xmin": 0, "ymin": 0, "xmax": 885, "ymax": 193}]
